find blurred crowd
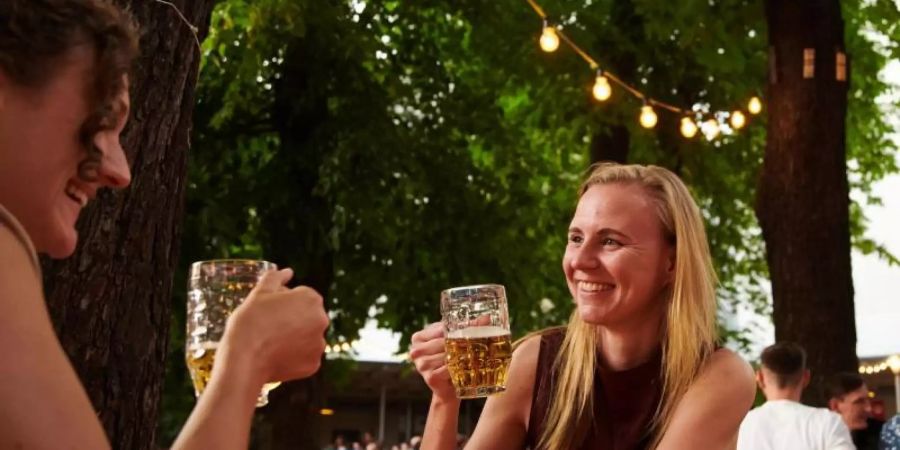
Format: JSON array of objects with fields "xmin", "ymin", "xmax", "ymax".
[{"xmin": 324, "ymin": 432, "xmax": 468, "ymax": 450}]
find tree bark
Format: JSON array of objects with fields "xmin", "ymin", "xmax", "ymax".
[
  {"xmin": 252, "ymin": 35, "xmax": 334, "ymax": 450},
  {"xmin": 41, "ymin": 1, "xmax": 217, "ymax": 447},
  {"xmin": 757, "ymin": 0, "xmax": 856, "ymax": 406},
  {"xmin": 589, "ymin": 125, "xmax": 630, "ymax": 164}
]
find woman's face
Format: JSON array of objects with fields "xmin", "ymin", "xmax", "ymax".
[
  {"xmin": 0, "ymin": 46, "xmax": 131, "ymax": 258},
  {"xmin": 563, "ymin": 183, "xmax": 674, "ymax": 328}
]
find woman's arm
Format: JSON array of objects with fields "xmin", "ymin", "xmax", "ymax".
[
  {"xmin": 0, "ymin": 241, "xmax": 328, "ymax": 450},
  {"xmin": 459, "ymin": 335, "xmax": 540, "ymax": 449},
  {"xmin": 413, "ymin": 327, "xmax": 540, "ymax": 450},
  {"xmin": 656, "ymin": 348, "xmax": 756, "ymax": 450},
  {"xmin": 0, "ymin": 227, "xmax": 110, "ymax": 449},
  {"xmin": 172, "ymin": 270, "xmax": 329, "ymax": 450}
]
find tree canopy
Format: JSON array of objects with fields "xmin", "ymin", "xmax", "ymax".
[{"xmin": 158, "ymin": 0, "xmax": 899, "ymax": 442}]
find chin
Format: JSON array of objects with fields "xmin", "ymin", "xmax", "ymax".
[
  {"xmin": 42, "ymin": 228, "xmax": 79, "ymax": 259},
  {"xmin": 577, "ymin": 305, "xmax": 609, "ymax": 325}
]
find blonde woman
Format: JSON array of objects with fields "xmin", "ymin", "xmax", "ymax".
[{"xmin": 410, "ymin": 163, "xmax": 755, "ymax": 449}]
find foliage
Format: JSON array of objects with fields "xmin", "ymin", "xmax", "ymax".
[{"xmin": 157, "ymin": 0, "xmax": 899, "ymax": 442}]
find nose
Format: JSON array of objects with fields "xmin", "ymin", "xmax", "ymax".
[
  {"xmin": 97, "ymin": 138, "xmax": 131, "ymax": 188},
  {"xmin": 570, "ymin": 243, "xmax": 601, "ymax": 271}
]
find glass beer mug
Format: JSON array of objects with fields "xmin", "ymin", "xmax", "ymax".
[
  {"xmin": 186, "ymin": 259, "xmax": 281, "ymax": 407},
  {"xmin": 441, "ymin": 284, "xmax": 512, "ymax": 399}
]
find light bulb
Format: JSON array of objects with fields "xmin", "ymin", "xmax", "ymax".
[
  {"xmin": 703, "ymin": 119, "xmax": 720, "ymax": 140},
  {"xmin": 540, "ymin": 26, "xmax": 560, "ymax": 53},
  {"xmin": 680, "ymin": 117, "xmax": 698, "ymax": 138},
  {"xmin": 730, "ymin": 110, "xmax": 746, "ymax": 129},
  {"xmin": 748, "ymin": 96, "xmax": 762, "ymax": 115},
  {"xmin": 639, "ymin": 105, "xmax": 657, "ymax": 129},
  {"xmin": 592, "ymin": 74, "xmax": 611, "ymax": 101},
  {"xmin": 887, "ymin": 355, "xmax": 900, "ymax": 375}
]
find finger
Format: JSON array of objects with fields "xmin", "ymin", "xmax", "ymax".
[
  {"xmin": 424, "ymin": 364, "xmax": 452, "ymax": 387},
  {"xmin": 411, "ymin": 322, "xmax": 444, "ymax": 343},
  {"xmin": 290, "ymin": 285, "xmax": 324, "ymax": 305},
  {"xmin": 409, "ymin": 337, "xmax": 446, "ymax": 360},
  {"xmin": 469, "ymin": 314, "xmax": 493, "ymax": 327},
  {"xmin": 414, "ymin": 352, "xmax": 447, "ymax": 373},
  {"xmin": 255, "ymin": 268, "xmax": 293, "ymax": 294}
]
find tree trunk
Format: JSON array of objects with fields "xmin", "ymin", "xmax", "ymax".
[
  {"xmin": 589, "ymin": 125, "xmax": 630, "ymax": 164},
  {"xmin": 252, "ymin": 36, "xmax": 334, "ymax": 450},
  {"xmin": 40, "ymin": 1, "xmax": 217, "ymax": 447},
  {"xmin": 757, "ymin": 0, "xmax": 856, "ymax": 406}
]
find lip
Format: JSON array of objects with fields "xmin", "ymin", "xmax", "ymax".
[
  {"xmin": 65, "ymin": 181, "xmax": 95, "ymax": 207},
  {"xmin": 576, "ymin": 280, "xmax": 616, "ymax": 294}
]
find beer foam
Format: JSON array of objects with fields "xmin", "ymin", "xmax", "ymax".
[
  {"xmin": 187, "ymin": 341, "xmax": 220, "ymax": 351},
  {"xmin": 447, "ymin": 326, "xmax": 510, "ymax": 339}
]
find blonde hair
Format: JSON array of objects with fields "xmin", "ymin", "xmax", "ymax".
[{"xmin": 536, "ymin": 163, "xmax": 718, "ymax": 450}]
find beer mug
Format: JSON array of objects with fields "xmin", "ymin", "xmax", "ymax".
[
  {"xmin": 186, "ymin": 259, "xmax": 282, "ymax": 407},
  {"xmin": 441, "ymin": 284, "xmax": 512, "ymax": 399}
]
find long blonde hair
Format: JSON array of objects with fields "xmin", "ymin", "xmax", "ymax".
[{"xmin": 536, "ymin": 163, "xmax": 718, "ymax": 450}]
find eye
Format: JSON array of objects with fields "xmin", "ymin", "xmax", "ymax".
[
  {"xmin": 601, "ymin": 238, "xmax": 622, "ymax": 247},
  {"xmin": 567, "ymin": 233, "xmax": 583, "ymax": 244}
]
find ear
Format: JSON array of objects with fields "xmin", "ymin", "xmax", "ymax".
[
  {"xmin": 755, "ymin": 370, "xmax": 766, "ymax": 390},
  {"xmin": 801, "ymin": 369, "xmax": 811, "ymax": 388},
  {"xmin": 828, "ymin": 398, "xmax": 840, "ymax": 412},
  {"xmin": 665, "ymin": 244, "xmax": 676, "ymax": 281}
]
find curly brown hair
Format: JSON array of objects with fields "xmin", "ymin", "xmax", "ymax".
[{"xmin": 0, "ymin": 0, "xmax": 140, "ymax": 181}]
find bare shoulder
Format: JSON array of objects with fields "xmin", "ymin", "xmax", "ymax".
[
  {"xmin": 701, "ymin": 347, "xmax": 755, "ymax": 386},
  {"xmin": 656, "ymin": 347, "xmax": 755, "ymax": 450},
  {"xmin": 498, "ymin": 333, "xmax": 542, "ymax": 419},
  {"xmin": 0, "ymin": 224, "xmax": 110, "ymax": 447},
  {"xmin": 512, "ymin": 333, "xmax": 543, "ymax": 371},
  {"xmin": 693, "ymin": 347, "xmax": 756, "ymax": 403},
  {"xmin": 0, "ymin": 224, "xmax": 43, "ymax": 309}
]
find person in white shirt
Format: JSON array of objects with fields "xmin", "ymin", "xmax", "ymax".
[{"xmin": 737, "ymin": 342, "xmax": 855, "ymax": 450}]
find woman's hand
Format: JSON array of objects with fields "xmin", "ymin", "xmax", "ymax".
[
  {"xmin": 219, "ymin": 268, "xmax": 330, "ymax": 388},
  {"xmin": 410, "ymin": 322, "xmax": 458, "ymax": 403}
]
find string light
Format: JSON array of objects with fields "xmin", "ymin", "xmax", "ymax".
[
  {"xmin": 857, "ymin": 355, "xmax": 900, "ymax": 375},
  {"xmin": 730, "ymin": 111, "xmax": 746, "ymax": 129},
  {"xmin": 702, "ymin": 119, "xmax": 720, "ymax": 141},
  {"xmin": 526, "ymin": 0, "xmax": 761, "ymax": 140},
  {"xmin": 639, "ymin": 104, "xmax": 658, "ymax": 129},
  {"xmin": 680, "ymin": 117, "xmax": 698, "ymax": 138},
  {"xmin": 539, "ymin": 21, "xmax": 559, "ymax": 53},
  {"xmin": 592, "ymin": 70, "xmax": 611, "ymax": 101},
  {"xmin": 748, "ymin": 96, "xmax": 762, "ymax": 115}
]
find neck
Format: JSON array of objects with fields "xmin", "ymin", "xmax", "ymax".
[
  {"xmin": 764, "ymin": 387, "xmax": 803, "ymax": 402},
  {"xmin": 595, "ymin": 311, "xmax": 663, "ymax": 371}
]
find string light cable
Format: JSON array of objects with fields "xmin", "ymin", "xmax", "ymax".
[{"xmin": 527, "ymin": 0, "xmax": 762, "ymax": 139}]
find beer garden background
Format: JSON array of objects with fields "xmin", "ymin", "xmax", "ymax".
[{"xmin": 35, "ymin": 0, "xmax": 900, "ymax": 449}]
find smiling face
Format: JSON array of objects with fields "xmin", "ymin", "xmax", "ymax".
[
  {"xmin": 563, "ymin": 182, "xmax": 675, "ymax": 328},
  {"xmin": 0, "ymin": 45, "xmax": 131, "ymax": 258},
  {"xmin": 829, "ymin": 384, "xmax": 872, "ymax": 430}
]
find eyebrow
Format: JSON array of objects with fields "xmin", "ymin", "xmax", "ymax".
[{"xmin": 567, "ymin": 227, "xmax": 631, "ymax": 239}]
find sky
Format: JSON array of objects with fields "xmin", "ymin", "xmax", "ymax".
[
  {"xmin": 853, "ymin": 60, "xmax": 900, "ymax": 358},
  {"xmin": 852, "ymin": 173, "xmax": 900, "ymax": 357}
]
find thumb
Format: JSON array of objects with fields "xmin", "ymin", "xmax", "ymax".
[{"xmin": 255, "ymin": 268, "xmax": 293, "ymax": 294}]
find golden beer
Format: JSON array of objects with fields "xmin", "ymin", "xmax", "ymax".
[
  {"xmin": 445, "ymin": 326, "xmax": 512, "ymax": 399},
  {"xmin": 186, "ymin": 342, "xmax": 281, "ymax": 406}
]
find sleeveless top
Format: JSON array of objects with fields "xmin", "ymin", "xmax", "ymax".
[
  {"xmin": 525, "ymin": 329, "xmax": 663, "ymax": 450},
  {"xmin": 0, "ymin": 203, "xmax": 41, "ymax": 275}
]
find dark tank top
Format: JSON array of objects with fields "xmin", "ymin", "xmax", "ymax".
[{"xmin": 525, "ymin": 329, "xmax": 662, "ymax": 450}]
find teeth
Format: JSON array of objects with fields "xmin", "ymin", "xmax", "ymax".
[
  {"xmin": 65, "ymin": 184, "xmax": 88, "ymax": 207},
  {"xmin": 579, "ymin": 281, "xmax": 614, "ymax": 292}
]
